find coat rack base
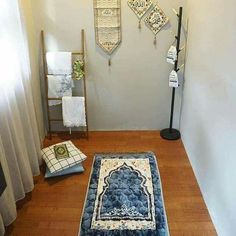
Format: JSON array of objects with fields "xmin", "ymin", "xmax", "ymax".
[{"xmin": 160, "ymin": 128, "xmax": 181, "ymax": 140}]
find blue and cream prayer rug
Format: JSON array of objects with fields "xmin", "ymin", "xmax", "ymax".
[{"xmin": 79, "ymin": 152, "xmax": 169, "ymax": 236}]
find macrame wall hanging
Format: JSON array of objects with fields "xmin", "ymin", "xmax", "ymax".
[
  {"xmin": 145, "ymin": 4, "xmax": 168, "ymax": 45},
  {"xmin": 94, "ymin": 0, "xmax": 122, "ymax": 66},
  {"xmin": 128, "ymin": 0, "xmax": 153, "ymax": 29}
]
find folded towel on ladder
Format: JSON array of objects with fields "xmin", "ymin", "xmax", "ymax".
[
  {"xmin": 62, "ymin": 97, "xmax": 86, "ymax": 128},
  {"xmin": 46, "ymin": 52, "xmax": 72, "ymax": 75},
  {"xmin": 47, "ymin": 75, "xmax": 74, "ymax": 106}
]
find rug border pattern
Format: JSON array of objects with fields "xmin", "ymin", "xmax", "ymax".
[{"xmin": 78, "ymin": 152, "xmax": 170, "ymax": 236}]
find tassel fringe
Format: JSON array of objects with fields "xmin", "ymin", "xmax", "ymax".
[
  {"xmin": 154, "ymin": 36, "xmax": 157, "ymax": 45},
  {"xmin": 138, "ymin": 20, "xmax": 141, "ymax": 29}
]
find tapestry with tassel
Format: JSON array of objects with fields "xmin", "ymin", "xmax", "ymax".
[
  {"xmin": 128, "ymin": 0, "xmax": 153, "ymax": 29},
  {"xmin": 94, "ymin": 0, "xmax": 122, "ymax": 66},
  {"xmin": 145, "ymin": 4, "xmax": 168, "ymax": 45}
]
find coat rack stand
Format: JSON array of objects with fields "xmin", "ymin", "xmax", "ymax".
[{"xmin": 161, "ymin": 7, "xmax": 183, "ymax": 140}]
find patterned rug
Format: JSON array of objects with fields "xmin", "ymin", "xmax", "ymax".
[{"xmin": 79, "ymin": 152, "xmax": 169, "ymax": 236}]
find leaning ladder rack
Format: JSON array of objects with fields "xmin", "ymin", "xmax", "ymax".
[{"xmin": 41, "ymin": 29, "xmax": 89, "ymax": 140}]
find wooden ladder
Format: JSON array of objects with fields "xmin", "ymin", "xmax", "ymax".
[{"xmin": 41, "ymin": 29, "xmax": 88, "ymax": 140}]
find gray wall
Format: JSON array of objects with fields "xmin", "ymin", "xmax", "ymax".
[
  {"xmin": 31, "ymin": 0, "xmax": 186, "ymax": 131},
  {"xmin": 181, "ymin": 1, "xmax": 236, "ymax": 235}
]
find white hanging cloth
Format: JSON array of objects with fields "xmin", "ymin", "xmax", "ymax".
[
  {"xmin": 167, "ymin": 45, "xmax": 177, "ymax": 64},
  {"xmin": 169, "ymin": 70, "xmax": 179, "ymax": 88},
  {"xmin": 46, "ymin": 52, "xmax": 72, "ymax": 75},
  {"xmin": 0, "ymin": 0, "xmax": 42, "ymax": 234},
  {"xmin": 47, "ymin": 75, "xmax": 73, "ymax": 106},
  {"xmin": 62, "ymin": 97, "xmax": 87, "ymax": 128}
]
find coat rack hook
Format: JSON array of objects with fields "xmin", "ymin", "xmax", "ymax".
[
  {"xmin": 170, "ymin": 30, "xmax": 176, "ymax": 37},
  {"xmin": 180, "ymin": 45, "xmax": 185, "ymax": 52},
  {"xmin": 172, "ymin": 8, "xmax": 179, "ymax": 16},
  {"xmin": 177, "ymin": 64, "xmax": 185, "ymax": 72}
]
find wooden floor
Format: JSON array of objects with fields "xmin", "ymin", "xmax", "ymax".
[{"xmin": 6, "ymin": 131, "xmax": 216, "ymax": 236}]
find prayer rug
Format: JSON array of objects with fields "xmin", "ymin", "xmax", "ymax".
[{"xmin": 79, "ymin": 152, "xmax": 169, "ymax": 236}]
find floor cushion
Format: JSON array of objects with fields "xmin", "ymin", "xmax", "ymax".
[
  {"xmin": 41, "ymin": 141, "xmax": 87, "ymax": 173},
  {"xmin": 44, "ymin": 163, "xmax": 84, "ymax": 178}
]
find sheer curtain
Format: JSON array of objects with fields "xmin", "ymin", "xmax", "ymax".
[{"xmin": 0, "ymin": 0, "xmax": 42, "ymax": 234}]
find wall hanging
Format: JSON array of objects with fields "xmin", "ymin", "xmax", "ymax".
[
  {"xmin": 94, "ymin": 0, "xmax": 122, "ymax": 66},
  {"xmin": 128, "ymin": 0, "xmax": 153, "ymax": 29},
  {"xmin": 145, "ymin": 4, "xmax": 168, "ymax": 45}
]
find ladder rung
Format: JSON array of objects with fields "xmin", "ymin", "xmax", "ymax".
[
  {"xmin": 46, "ymin": 74, "xmax": 85, "ymax": 78},
  {"xmin": 72, "ymin": 52, "xmax": 83, "ymax": 55},
  {"xmin": 48, "ymin": 98, "xmax": 62, "ymax": 101},
  {"xmin": 45, "ymin": 51, "xmax": 83, "ymax": 55},
  {"xmin": 50, "ymin": 119, "xmax": 63, "ymax": 122},
  {"xmin": 46, "ymin": 74, "xmax": 69, "ymax": 76}
]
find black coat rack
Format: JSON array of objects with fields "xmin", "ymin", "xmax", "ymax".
[{"xmin": 161, "ymin": 7, "xmax": 183, "ymax": 140}]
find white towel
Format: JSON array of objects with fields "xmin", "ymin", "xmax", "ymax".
[
  {"xmin": 46, "ymin": 52, "xmax": 72, "ymax": 75},
  {"xmin": 47, "ymin": 75, "xmax": 73, "ymax": 106},
  {"xmin": 62, "ymin": 97, "xmax": 86, "ymax": 127}
]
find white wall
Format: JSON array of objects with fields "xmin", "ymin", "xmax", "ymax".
[
  {"xmin": 31, "ymin": 0, "xmax": 185, "ymax": 131},
  {"xmin": 181, "ymin": 1, "xmax": 236, "ymax": 235}
]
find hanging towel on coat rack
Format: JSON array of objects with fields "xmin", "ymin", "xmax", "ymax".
[
  {"xmin": 47, "ymin": 75, "xmax": 74, "ymax": 106},
  {"xmin": 0, "ymin": 162, "xmax": 7, "ymax": 196},
  {"xmin": 46, "ymin": 52, "xmax": 72, "ymax": 75},
  {"xmin": 167, "ymin": 45, "xmax": 177, "ymax": 65},
  {"xmin": 62, "ymin": 97, "xmax": 86, "ymax": 128},
  {"xmin": 169, "ymin": 70, "xmax": 179, "ymax": 88}
]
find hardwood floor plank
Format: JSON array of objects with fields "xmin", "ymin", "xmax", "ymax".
[{"xmin": 5, "ymin": 131, "xmax": 217, "ymax": 236}]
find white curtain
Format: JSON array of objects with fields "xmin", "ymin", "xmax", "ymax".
[{"xmin": 0, "ymin": 0, "xmax": 42, "ymax": 235}]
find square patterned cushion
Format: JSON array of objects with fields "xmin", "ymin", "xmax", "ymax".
[
  {"xmin": 41, "ymin": 141, "xmax": 87, "ymax": 173},
  {"xmin": 45, "ymin": 163, "xmax": 84, "ymax": 178}
]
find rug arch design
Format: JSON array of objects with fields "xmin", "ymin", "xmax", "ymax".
[{"xmin": 96, "ymin": 163, "xmax": 152, "ymax": 220}]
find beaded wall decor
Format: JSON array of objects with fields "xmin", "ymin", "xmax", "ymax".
[
  {"xmin": 128, "ymin": 0, "xmax": 153, "ymax": 29},
  {"xmin": 145, "ymin": 4, "xmax": 168, "ymax": 45},
  {"xmin": 94, "ymin": 0, "xmax": 122, "ymax": 66}
]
